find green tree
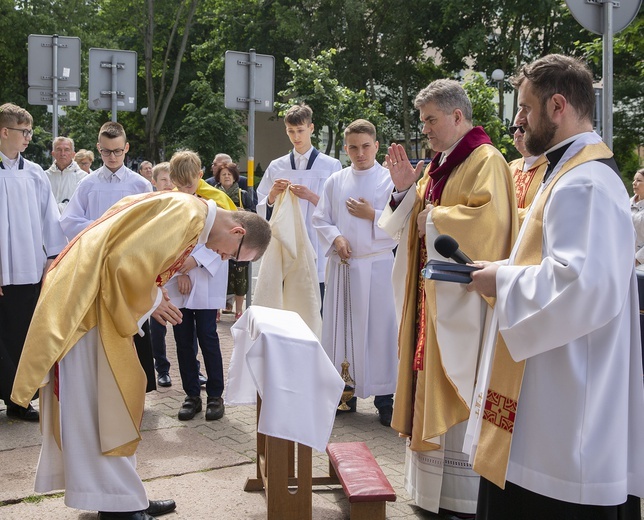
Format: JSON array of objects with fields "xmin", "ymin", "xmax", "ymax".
[
  {"xmin": 275, "ymin": 49, "xmax": 387, "ymax": 160},
  {"xmin": 173, "ymin": 73, "xmax": 246, "ymax": 165}
]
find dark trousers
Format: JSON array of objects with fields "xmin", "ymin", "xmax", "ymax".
[
  {"xmin": 151, "ymin": 318, "xmax": 199, "ymax": 377},
  {"xmin": 477, "ymin": 477, "xmax": 641, "ymax": 520},
  {"xmin": 0, "ymin": 283, "xmax": 40, "ymax": 404},
  {"xmin": 133, "ymin": 320, "xmax": 156, "ymax": 392},
  {"xmin": 173, "ymin": 309, "xmax": 223, "ymax": 398},
  {"xmin": 150, "ymin": 317, "xmax": 171, "ymax": 376}
]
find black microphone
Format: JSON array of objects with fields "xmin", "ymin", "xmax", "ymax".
[{"xmin": 434, "ymin": 234, "xmax": 473, "ymax": 264}]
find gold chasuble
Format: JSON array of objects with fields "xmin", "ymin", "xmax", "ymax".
[
  {"xmin": 12, "ymin": 192, "xmax": 210, "ymax": 456},
  {"xmin": 472, "ymin": 141, "xmax": 615, "ymax": 489},
  {"xmin": 392, "ymin": 143, "xmax": 518, "ymax": 452}
]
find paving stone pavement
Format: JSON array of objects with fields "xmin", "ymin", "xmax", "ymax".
[{"xmin": 1, "ymin": 308, "xmax": 642, "ymax": 519}]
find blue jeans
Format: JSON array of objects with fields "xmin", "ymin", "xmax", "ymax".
[{"xmin": 173, "ymin": 309, "xmax": 223, "ymax": 397}]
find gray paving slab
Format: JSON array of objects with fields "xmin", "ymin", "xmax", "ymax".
[{"xmin": 1, "ymin": 309, "xmax": 642, "ymax": 519}]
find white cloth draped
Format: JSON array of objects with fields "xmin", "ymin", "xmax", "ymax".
[
  {"xmin": 225, "ymin": 306, "xmax": 344, "ymax": 453},
  {"xmin": 253, "ymin": 189, "xmax": 322, "ymax": 338},
  {"xmin": 256, "ymin": 151, "xmax": 342, "ymax": 282}
]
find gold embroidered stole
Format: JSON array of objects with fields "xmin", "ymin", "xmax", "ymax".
[{"xmin": 473, "ymin": 142, "xmax": 614, "ymax": 488}]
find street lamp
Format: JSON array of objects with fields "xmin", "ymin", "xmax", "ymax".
[{"xmin": 491, "ymin": 69, "xmax": 505, "ymax": 122}]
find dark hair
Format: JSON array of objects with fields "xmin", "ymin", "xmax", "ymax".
[
  {"xmin": 284, "ymin": 103, "xmax": 313, "ymax": 126},
  {"xmin": 215, "ymin": 162, "xmax": 240, "ymax": 184},
  {"xmin": 511, "ymin": 54, "xmax": 595, "ymax": 124},
  {"xmin": 231, "ymin": 211, "xmax": 272, "ymax": 261}
]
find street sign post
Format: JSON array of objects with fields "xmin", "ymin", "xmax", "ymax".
[
  {"xmin": 565, "ymin": 0, "xmax": 642, "ymax": 149},
  {"xmin": 224, "ymin": 49, "xmax": 275, "ymax": 307},
  {"xmin": 88, "ymin": 48, "xmax": 138, "ymax": 121},
  {"xmin": 27, "ymin": 34, "xmax": 81, "ymax": 139}
]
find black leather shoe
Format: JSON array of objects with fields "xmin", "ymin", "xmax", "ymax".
[
  {"xmin": 377, "ymin": 406, "xmax": 393, "ymax": 427},
  {"xmin": 98, "ymin": 511, "xmax": 156, "ymax": 519},
  {"xmin": 198, "ymin": 372, "xmax": 207, "ymax": 386},
  {"xmin": 205, "ymin": 396, "xmax": 225, "ymax": 421},
  {"xmin": 178, "ymin": 395, "xmax": 202, "ymax": 421},
  {"xmin": 157, "ymin": 373, "xmax": 172, "ymax": 387},
  {"xmin": 146, "ymin": 499, "xmax": 176, "ymax": 516},
  {"xmin": 6, "ymin": 402, "xmax": 39, "ymax": 422}
]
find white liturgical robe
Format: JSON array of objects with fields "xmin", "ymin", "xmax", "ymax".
[{"xmin": 312, "ymin": 162, "xmax": 398, "ymax": 398}]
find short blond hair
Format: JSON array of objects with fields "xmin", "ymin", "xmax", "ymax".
[
  {"xmin": 0, "ymin": 103, "xmax": 33, "ymax": 129},
  {"xmin": 169, "ymin": 150, "xmax": 201, "ymax": 186},
  {"xmin": 74, "ymin": 149, "xmax": 95, "ymax": 163},
  {"xmin": 152, "ymin": 162, "xmax": 171, "ymax": 181}
]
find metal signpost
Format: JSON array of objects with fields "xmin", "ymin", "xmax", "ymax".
[
  {"xmin": 27, "ymin": 34, "xmax": 81, "ymax": 139},
  {"xmin": 565, "ymin": 0, "xmax": 641, "ymax": 149},
  {"xmin": 224, "ymin": 49, "xmax": 275, "ymax": 306},
  {"xmin": 225, "ymin": 49, "xmax": 275, "ymax": 190},
  {"xmin": 88, "ymin": 48, "xmax": 138, "ymax": 121}
]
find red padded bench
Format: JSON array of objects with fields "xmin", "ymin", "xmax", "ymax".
[{"xmin": 326, "ymin": 442, "xmax": 396, "ymax": 520}]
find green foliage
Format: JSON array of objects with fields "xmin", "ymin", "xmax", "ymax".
[
  {"xmin": 173, "ymin": 73, "xmax": 246, "ymax": 164},
  {"xmin": 276, "ymin": 49, "xmax": 388, "ymax": 159},
  {"xmin": 462, "ymin": 73, "xmax": 516, "ymax": 159}
]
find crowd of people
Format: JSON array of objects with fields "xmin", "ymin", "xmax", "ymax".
[{"xmin": 1, "ymin": 52, "xmax": 643, "ymax": 520}]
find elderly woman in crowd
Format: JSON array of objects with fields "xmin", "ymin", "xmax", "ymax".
[
  {"xmin": 74, "ymin": 149, "xmax": 94, "ymax": 174},
  {"xmin": 213, "ymin": 162, "xmax": 256, "ymax": 319}
]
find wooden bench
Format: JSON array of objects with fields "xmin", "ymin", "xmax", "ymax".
[{"xmin": 326, "ymin": 442, "xmax": 397, "ymax": 520}]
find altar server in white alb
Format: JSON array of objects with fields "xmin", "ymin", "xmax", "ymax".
[
  {"xmin": 256, "ymin": 103, "xmax": 341, "ymax": 302},
  {"xmin": 466, "ymin": 54, "xmax": 644, "ymax": 519},
  {"xmin": 312, "ymin": 119, "xmax": 398, "ymax": 427},
  {"xmin": 60, "ymin": 121, "xmax": 152, "ymax": 241},
  {"xmin": 0, "ymin": 103, "xmax": 67, "ymax": 422}
]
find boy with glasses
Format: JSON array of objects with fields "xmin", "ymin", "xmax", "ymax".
[
  {"xmin": 60, "ymin": 121, "xmax": 157, "ymax": 395},
  {"xmin": 60, "ymin": 121, "xmax": 152, "ymax": 241},
  {"xmin": 0, "ymin": 102, "xmax": 67, "ymax": 422},
  {"xmin": 167, "ymin": 150, "xmax": 229, "ymax": 421}
]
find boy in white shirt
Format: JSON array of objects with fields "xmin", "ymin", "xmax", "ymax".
[
  {"xmin": 256, "ymin": 103, "xmax": 342, "ymax": 303},
  {"xmin": 0, "ymin": 103, "xmax": 67, "ymax": 421},
  {"xmin": 168, "ymin": 151, "xmax": 228, "ymax": 421},
  {"xmin": 60, "ymin": 121, "xmax": 152, "ymax": 241}
]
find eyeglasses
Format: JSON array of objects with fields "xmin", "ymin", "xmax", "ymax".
[
  {"xmin": 231, "ymin": 233, "xmax": 245, "ymax": 261},
  {"xmin": 7, "ymin": 127, "xmax": 34, "ymax": 138},
  {"xmin": 99, "ymin": 148, "xmax": 125, "ymax": 157},
  {"xmin": 509, "ymin": 125, "xmax": 525, "ymax": 135}
]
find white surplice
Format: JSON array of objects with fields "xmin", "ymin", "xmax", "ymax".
[
  {"xmin": 312, "ymin": 162, "xmax": 398, "ymax": 398},
  {"xmin": 466, "ymin": 132, "xmax": 644, "ymax": 506},
  {"xmin": 60, "ymin": 164, "xmax": 152, "ymax": 240},
  {"xmin": 0, "ymin": 152, "xmax": 67, "ymax": 285},
  {"xmin": 257, "ymin": 151, "xmax": 342, "ymax": 283}
]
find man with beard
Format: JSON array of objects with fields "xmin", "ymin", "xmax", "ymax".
[
  {"xmin": 466, "ymin": 54, "xmax": 644, "ymax": 519},
  {"xmin": 381, "ymin": 79, "xmax": 518, "ymax": 516}
]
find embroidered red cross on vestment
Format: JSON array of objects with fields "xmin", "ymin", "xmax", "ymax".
[{"xmin": 483, "ymin": 389, "xmax": 517, "ymax": 433}]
